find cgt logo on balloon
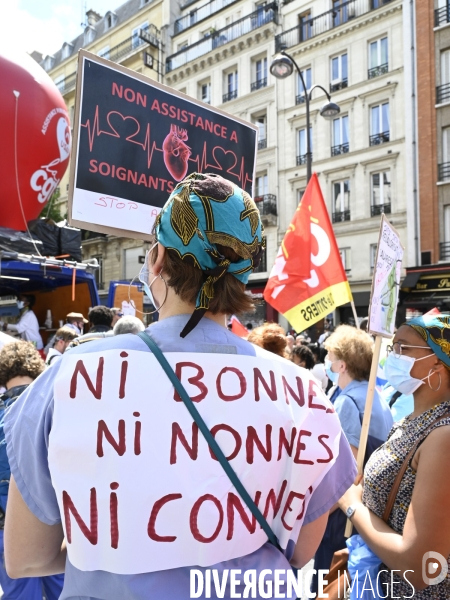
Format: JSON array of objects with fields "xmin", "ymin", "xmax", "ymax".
[{"xmin": 30, "ymin": 114, "xmax": 71, "ymax": 204}]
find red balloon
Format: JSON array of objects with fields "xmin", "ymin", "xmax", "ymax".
[{"xmin": 0, "ymin": 48, "xmax": 71, "ymax": 231}]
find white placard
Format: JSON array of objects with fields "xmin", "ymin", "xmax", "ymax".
[
  {"xmin": 121, "ymin": 300, "xmax": 136, "ymax": 317},
  {"xmin": 49, "ymin": 348, "xmax": 341, "ymax": 574},
  {"xmin": 368, "ymin": 215, "xmax": 404, "ymax": 337}
]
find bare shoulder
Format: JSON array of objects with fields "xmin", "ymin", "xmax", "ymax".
[{"xmin": 413, "ymin": 422, "xmax": 450, "ymax": 471}]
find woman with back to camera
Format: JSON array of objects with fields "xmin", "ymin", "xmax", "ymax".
[
  {"xmin": 311, "ymin": 324, "xmax": 393, "ymax": 596},
  {"xmin": 338, "ymin": 315, "xmax": 450, "ymax": 597},
  {"xmin": 4, "ymin": 173, "xmax": 356, "ymax": 600}
]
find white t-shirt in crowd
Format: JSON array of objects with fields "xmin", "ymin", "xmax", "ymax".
[{"xmin": 15, "ymin": 310, "xmax": 44, "ymax": 349}]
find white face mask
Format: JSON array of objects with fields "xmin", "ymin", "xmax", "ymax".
[
  {"xmin": 17, "ymin": 300, "xmax": 24, "ymax": 310},
  {"xmin": 384, "ymin": 352, "xmax": 435, "ymax": 395},
  {"xmin": 138, "ymin": 243, "xmax": 160, "ymax": 309}
]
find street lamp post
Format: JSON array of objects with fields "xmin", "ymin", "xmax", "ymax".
[{"xmin": 270, "ymin": 50, "xmax": 340, "ymax": 183}]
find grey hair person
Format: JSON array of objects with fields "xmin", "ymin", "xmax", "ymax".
[{"xmin": 113, "ymin": 316, "xmax": 145, "ymax": 336}]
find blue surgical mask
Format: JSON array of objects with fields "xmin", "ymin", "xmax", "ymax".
[
  {"xmin": 324, "ymin": 358, "xmax": 340, "ymax": 384},
  {"xmin": 17, "ymin": 300, "xmax": 24, "ymax": 310},
  {"xmin": 384, "ymin": 353, "xmax": 434, "ymax": 395}
]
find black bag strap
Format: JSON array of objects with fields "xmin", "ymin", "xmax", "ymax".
[{"xmin": 137, "ymin": 331, "xmax": 281, "ymax": 551}]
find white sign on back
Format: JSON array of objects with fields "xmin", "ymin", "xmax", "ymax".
[
  {"xmin": 368, "ymin": 215, "xmax": 404, "ymax": 338},
  {"xmin": 49, "ymin": 348, "xmax": 341, "ymax": 574}
]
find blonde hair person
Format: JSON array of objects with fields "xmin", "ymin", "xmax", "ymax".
[{"xmin": 310, "ymin": 325, "xmax": 393, "ymax": 597}]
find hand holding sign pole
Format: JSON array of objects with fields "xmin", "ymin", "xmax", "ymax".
[{"xmin": 345, "ymin": 214, "xmax": 404, "ymax": 537}]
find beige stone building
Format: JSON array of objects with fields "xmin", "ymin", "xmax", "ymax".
[{"xmin": 40, "ymin": 0, "xmax": 417, "ymax": 330}]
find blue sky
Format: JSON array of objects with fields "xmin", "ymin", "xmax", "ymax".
[{"xmin": 1, "ymin": 0, "xmax": 122, "ymax": 56}]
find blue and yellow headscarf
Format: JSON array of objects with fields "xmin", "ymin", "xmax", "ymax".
[
  {"xmin": 407, "ymin": 315, "xmax": 450, "ymax": 368},
  {"xmin": 155, "ymin": 172, "xmax": 264, "ymax": 337}
]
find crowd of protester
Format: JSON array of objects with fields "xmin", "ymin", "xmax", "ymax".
[{"xmin": 0, "ymin": 174, "xmax": 448, "ymax": 599}]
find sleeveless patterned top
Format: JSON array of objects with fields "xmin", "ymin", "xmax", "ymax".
[{"xmin": 363, "ymin": 400, "xmax": 450, "ymax": 599}]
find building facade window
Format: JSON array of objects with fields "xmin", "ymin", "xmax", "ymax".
[
  {"xmin": 332, "ymin": 180, "xmax": 350, "ymax": 222},
  {"xmin": 297, "ymin": 189, "xmax": 305, "ymax": 203},
  {"xmin": 200, "ymin": 81, "xmax": 211, "ymax": 104},
  {"xmin": 61, "ymin": 44, "xmax": 72, "ymax": 60},
  {"xmin": 331, "ymin": 115, "xmax": 349, "ymax": 155},
  {"xmin": 298, "ymin": 11, "xmax": 312, "ymax": 42},
  {"xmin": 368, "ymin": 37, "xmax": 388, "ymax": 78},
  {"xmin": 296, "ymin": 67, "xmax": 311, "ymax": 104},
  {"xmin": 371, "ymin": 171, "xmax": 391, "ymax": 216},
  {"xmin": 124, "ymin": 247, "xmax": 144, "ymax": 280},
  {"xmin": 255, "ymin": 115, "xmax": 267, "ymax": 149},
  {"xmin": 370, "ymin": 102, "xmax": 390, "ymax": 145},
  {"xmin": 223, "ymin": 70, "xmax": 238, "ymax": 102},
  {"xmin": 370, "ymin": 243, "xmax": 378, "ymax": 273},
  {"xmin": 339, "ymin": 248, "xmax": 351, "ymax": 273},
  {"xmin": 255, "ymin": 174, "xmax": 268, "ymax": 198},
  {"xmin": 84, "ymin": 27, "xmax": 95, "ymax": 45},
  {"xmin": 438, "ymin": 49, "xmax": 450, "ymax": 103},
  {"xmin": 330, "ymin": 53, "xmax": 348, "ymax": 91},
  {"xmin": 297, "ymin": 127, "xmax": 312, "ymax": 165},
  {"xmin": 252, "ymin": 57, "xmax": 267, "ymax": 90}
]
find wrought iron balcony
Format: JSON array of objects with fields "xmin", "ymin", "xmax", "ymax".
[
  {"xmin": 275, "ymin": 0, "xmax": 392, "ymax": 52},
  {"xmin": 251, "ymin": 77, "xmax": 267, "ymax": 91},
  {"xmin": 56, "ymin": 71, "xmax": 77, "ymax": 95},
  {"xmin": 174, "ymin": 0, "xmax": 239, "ymax": 35},
  {"xmin": 371, "ymin": 203, "xmax": 391, "ymax": 217},
  {"xmin": 296, "ymin": 153, "xmax": 311, "ymax": 166},
  {"xmin": 440, "ymin": 242, "xmax": 450, "ymax": 261},
  {"xmin": 331, "ymin": 143, "xmax": 349, "ymax": 156},
  {"xmin": 255, "ymin": 194, "xmax": 277, "ymax": 227},
  {"xmin": 253, "ymin": 245, "xmax": 267, "ymax": 273},
  {"xmin": 438, "ymin": 162, "xmax": 450, "ymax": 182},
  {"xmin": 368, "ymin": 63, "xmax": 388, "ymax": 79},
  {"xmin": 330, "ymin": 79, "xmax": 348, "ymax": 93},
  {"xmin": 222, "ymin": 89, "xmax": 238, "ymax": 103},
  {"xmin": 258, "ymin": 138, "xmax": 267, "ymax": 150},
  {"xmin": 369, "ymin": 131, "xmax": 390, "ymax": 145},
  {"xmin": 332, "ymin": 209, "xmax": 351, "ymax": 223},
  {"xmin": 167, "ymin": 3, "xmax": 277, "ymax": 72},
  {"xmin": 254, "ymin": 194, "xmax": 277, "ymax": 216},
  {"xmin": 435, "ymin": 5, "xmax": 450, "ymax": 27},
  {"xmin": 437, "ymin": 83, "xmax": 450, "ymax": 105},
  {"xmin": 295, "ymin": 94, "xmax": 306, "ymax": 105}
]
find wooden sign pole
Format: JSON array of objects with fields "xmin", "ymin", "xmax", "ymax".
[{"xmin": 344, "ymin": 334, "xmax": 382, "ymax": 537}]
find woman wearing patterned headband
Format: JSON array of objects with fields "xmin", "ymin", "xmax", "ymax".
[
  {"xmin": 339, "ymin": 314, "xmax": 450, "ymax": 598},
  {"xmin": 3, "ymin": 173, "xmax": 356, "ymax": 600}
]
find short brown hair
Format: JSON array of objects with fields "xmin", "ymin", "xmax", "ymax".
[
  {"xmin": 0, "ymin": 341, "xmax": 45, "ymax": 388},
  {"xmin": 151, "ymin": 244, "xmax": 254, "ymax": 316},
  {"xmin": 248, "ymin": 323, "xmax": 288, "ymax": 358},
  {"xmin": 324, "ymin": 325, "xmax": 373, "ymax": 381},
  {"xmin": 55, "ymin": 326, "xmax": 79, "ymax": 343}
]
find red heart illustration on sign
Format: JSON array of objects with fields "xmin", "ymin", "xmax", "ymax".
[
  {"xmin": 106, "ymin": 111, "xmax": 141, "ymax": 143},
  {"xmin": 212, "ymin": 146, "xmax": 238, "ymax": 178},
  {"xmin": 163, "ymin": 125, "xmax": 191, "ymax": 181}
]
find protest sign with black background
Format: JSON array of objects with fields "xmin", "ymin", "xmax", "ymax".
[{"xmin": 68, "ymin": 50, "xmax": 258, "ymax": 239}]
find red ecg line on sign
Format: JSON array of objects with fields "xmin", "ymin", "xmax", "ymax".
[{"xmin": 80, "ymin": 106, "xmax": 253, "ymax": 189}]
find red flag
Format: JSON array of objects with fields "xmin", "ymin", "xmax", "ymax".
[
  {"xmin": 424, "ymin": 307, "xmax": 441, "ymax": 316},
  {"xmin": 264, "ymin": 173, "xmax": 352, "ymax": 332},
  {"xmin": 230, "ymin": 315, "xmax": 248, "ymax": 338}
]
